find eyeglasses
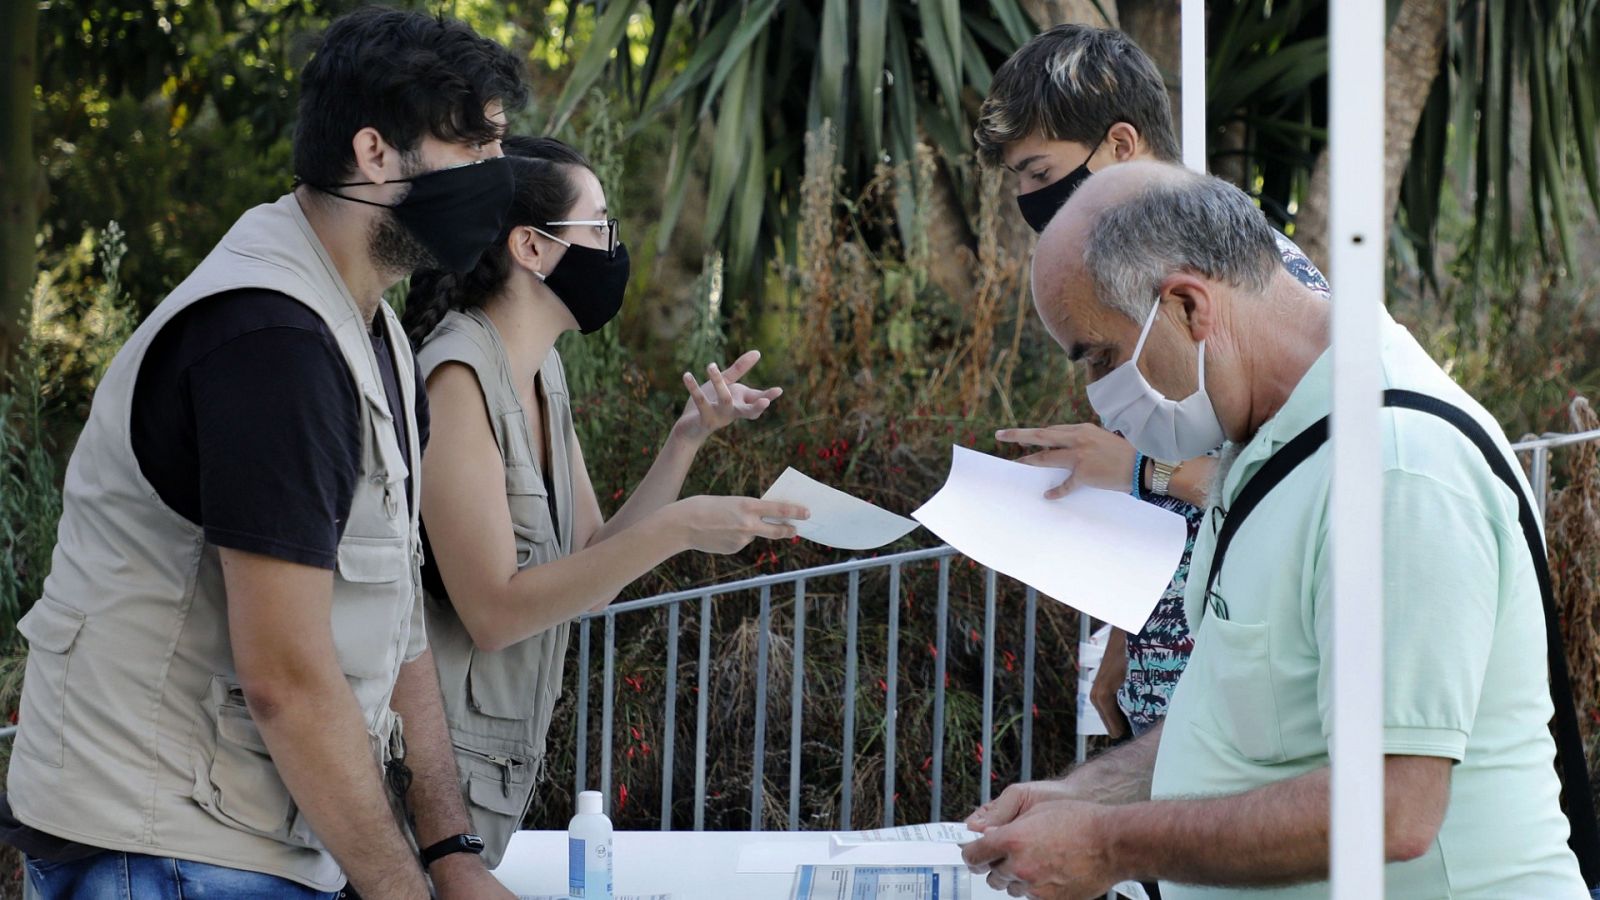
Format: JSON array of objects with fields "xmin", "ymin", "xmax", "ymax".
[{"xmin": 543, "ymin": 218, "xmax": 621, "ymax": 259}]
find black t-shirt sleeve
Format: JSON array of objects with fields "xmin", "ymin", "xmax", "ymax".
[
  {"xmin": 131, "ymin": 289, "xmax": 362, "ymax": 570},
  {"xmin": 189, "ymin": 326, "xmax": 360, "ymax": 569}
]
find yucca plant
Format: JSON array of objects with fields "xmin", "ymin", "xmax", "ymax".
[
  {"xmin": 542, "ymin": 0, "xmax": 1038, "ymax": 297},
  {"xmin": 538, "ymin": 0, "xmax": 1600, "ymax": 319},
  {"xmin": 1202, "ymin": 0, "xmax": 1600, "ymax": 310}
]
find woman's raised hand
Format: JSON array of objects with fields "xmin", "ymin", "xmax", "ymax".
[{"xmin": 676, "ymin": 349, "xmax": 783, "ymax": 442}]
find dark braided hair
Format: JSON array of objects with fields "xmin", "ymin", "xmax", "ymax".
[{"xmin": 403, "ymin": 136, "xmax": 595, "ymax": 347}]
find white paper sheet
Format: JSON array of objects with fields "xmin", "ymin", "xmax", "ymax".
[
  {"xmin": 1076, "ymin": 624, "xmax": 1114, "ymax": 737},
  {"xmin": 761, "ymin": 468, "xmax": 920, "ymax": 550},
  {"xmin": 790, "ymin": 865, "xmax": 969, "ymax": 900},
  {"xmin": 738, "ymin": 839, "xmax": 962, "ymax": 874},
  {"xmin": 830, "ymin": 823, "xmax": 980, "ymax": 849},
  {"xmin": 911, "ymin": 447, "xmax": 1188, "ymax": 634}
]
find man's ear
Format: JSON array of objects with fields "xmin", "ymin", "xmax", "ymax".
[
  {"xmin": 1108, "ymin": 121, "xmax": 1142, "ymax": 163},
  {"xmin": 1160, "ymin": 273, "xmax": 1215, "ymax": 343},
  {"xmin": 350, "ymin": 126, "xmax": 403, "ymax": 185}
]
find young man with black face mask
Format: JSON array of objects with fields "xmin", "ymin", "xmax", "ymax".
[
  {"xmin": 973, "ymin": 24, "xmax": 1329, "ymax": 748},
  {"xmin": 2, "ymin": 9, "xmax": 525, "ymax": 899}
]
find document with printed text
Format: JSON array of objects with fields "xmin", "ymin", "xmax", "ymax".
[{"xmin": 790, "ymin": 865, "xmax": 969, "ymax": 900}]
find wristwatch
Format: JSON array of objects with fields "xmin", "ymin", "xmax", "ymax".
[
  {"xmin": 1150, "ymin": 458, "xmax": 1181, "ymax": 496},
  {"xmin": 420, "ymin": 833, "xmax": 486, "ymax": 868}
]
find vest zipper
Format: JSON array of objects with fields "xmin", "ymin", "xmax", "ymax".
[{"xmin": 455, "ymin": 743, "xmax": 526, "ymax": 795}]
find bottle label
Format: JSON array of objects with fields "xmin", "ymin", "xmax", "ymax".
[
  {"xmin": 569, "ymin": 835, "xmax": 613, "ymax": 899},
  {"xmin": 568, "ymin": 837, "xmax": 585, "ymax": 897}
]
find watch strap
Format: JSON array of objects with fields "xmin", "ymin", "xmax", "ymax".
[{"xmin": 420, "ymin": 833, "xmax": 485, "ymax": 868}]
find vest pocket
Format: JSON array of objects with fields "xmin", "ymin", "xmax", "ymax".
[
  {"xmin": 454, "ymin": 737, "xmax": 536, "ymax": 867},
  {"xmin": 466, "ymin": 639, "xmax": 547, "ymax": 720},
  {"xmin": 348, "ymin": 388, "xmax": 411, "ymax": 541},
  {"xmin": 15, "ymin": 597, "xmax": 87, "ymax": 767},
  {"xmin": 333, "ymin": 536, "xmax": 411, "ymax": 680},
  {"xmin": 504, "ymin": 465, "xmax": 556, "ymax": 555},
  {"xmin": 190, "ymin": 677, "xmax": 323, "ymax": 851}
]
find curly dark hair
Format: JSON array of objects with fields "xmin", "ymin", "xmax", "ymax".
[
  {"xmin": 403, "ymin": 136, "xmax": 594, "ymax": 347},
  {"xmin": 293, "ymin": 6, "xmax": 529, "ymax": 187}
]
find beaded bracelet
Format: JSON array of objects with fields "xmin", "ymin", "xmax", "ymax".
[{"xmin": 1132, "ymin": 450, "xmax": 1146, "ymax": 501}]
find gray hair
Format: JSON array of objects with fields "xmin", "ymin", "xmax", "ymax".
[{"xmin": 1082, "ymin": 171, "xmax": 1282, "ymax": 322}]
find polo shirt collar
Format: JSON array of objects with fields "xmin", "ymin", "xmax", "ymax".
[{"xmin": 1213, "ymin": 309, "xmax": 1400, "ymax": 509}]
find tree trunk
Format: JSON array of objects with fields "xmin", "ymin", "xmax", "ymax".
[
  {"xmin": 1117, "ymin": 0, "xmax": 1182, "ymax": 146},
  {"xmin": 1021, "ymin": 0, "xmax": 1118, "ymax": 29},
  {"xmin": 0, "ymin": 0, "xmax": 41, "ymax": 386},
  {"xmin": 1293, "ymin": 0, "xmax": 1450, "ymax": 276}
]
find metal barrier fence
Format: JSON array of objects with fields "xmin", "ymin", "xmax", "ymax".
[
  {"xmin": 563, "ymin": 425, "xmax": 1600, "ymax": 831},
  {"xmin": 2, "ymin": 427, "xmax": 1597, "ymax": 830},
  {"xmin": 564, "ymin": 544, "xmax": 1045, "ymax": 832}
]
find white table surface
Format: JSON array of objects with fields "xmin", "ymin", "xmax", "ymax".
[{"xmin": 492, "ymin": 830, "xmax": 1014, "ymax": 899}]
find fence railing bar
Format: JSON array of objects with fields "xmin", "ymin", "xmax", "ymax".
[
  {"xmin": 1511, "ymin": 427, "xmax": 1600, "ymax": 453},
  {"xmin": 752, "ymin": 584, "xmax": 772, "ymax": 830},
  {"xmin": 789, "ymin": 578, "xmax": 807, "ymax": 831},
  {"xmin": 1022, "ymin": 586, "xmax": 1038, "ymax": 782},
  {"xmin": 601, "ymin": 611, "xmax": 616, "ymax": 812},
  {"xmin": 884, "ymin": 562, "xmax": 902, "ymax": 827},
  {"xmin": 981, "ymin": 567, "xmax": 997, "ymax": 806},
  {"xmin": 1530, "ymin": 444, "xmax": 1551, "ymax": 522},
  {"xmin": 931, "ymin": 555, "xmax": 950, "ymax": 822},
  {"xmin": 1076, "ymin": 611, "xmax": 1091, "ymax": 766},
  {"xmin": 841, "ymin": 569, "xmax": 861, "ymax": 829},
  {"xmin": 589, "ymin": 546, "xmax": 957, "ymax": 618},
  {"xmin": 660, "ymin": 600, "xmax": 681, "ymax": 830},
  {"xmin": 694, "ymin": 592, "xmax": 714, "ymax": 830},
  {"xmin": 576, "ymin": 617, "xmax": 591, "ymax": 800}
]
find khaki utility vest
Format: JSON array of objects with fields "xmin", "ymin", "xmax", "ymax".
[
  {"xmin": 7, "ymin": 193, "xmax": 425, "ymax": 892},
  {"xmin": 417, "ymin": 308, "xmax": 575, "ymax": 868}
]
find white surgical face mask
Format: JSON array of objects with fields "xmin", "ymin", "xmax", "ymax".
[{"xmin": 1084, "ymin": 298, "xmax": 1227, "ymax": 460}]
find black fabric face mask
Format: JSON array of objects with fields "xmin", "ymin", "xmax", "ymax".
[
  {"xmin": 536, "ymin": 234, "xmax": 631, "ymax": 335},
  {"xmin": 308, "ymin": 156, "xmax": 514, "ymax": 273},
  {"xmin": 1014, "ymin": 137, "xmax": 1107, "ymax": 234}
]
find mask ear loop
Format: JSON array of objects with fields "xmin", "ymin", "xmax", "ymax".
[
  {"xmin": 1130, "ymin": 296, "xmax": 1163, "ymax": 361},
  {"xmin": 531, "ymin": 226, "xmax": 572, "ymax": 281}
]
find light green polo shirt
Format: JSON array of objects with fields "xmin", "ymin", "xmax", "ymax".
[{"xmin": 1149, "ymin": 312, "xmax": 1586, "ymax": 898}]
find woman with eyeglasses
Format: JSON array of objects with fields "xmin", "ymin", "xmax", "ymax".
[{"xmin": 401, "ymin": 136, "xmax": 807, "ymax": 864}]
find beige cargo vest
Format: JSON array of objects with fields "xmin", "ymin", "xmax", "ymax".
[
  {"xmin": 417, "ymin": 307, "xmax": 575, "ymax": 867},
  {"xmin": 7, "ymin": 193, "xmax": 425, "ymax": 892}
]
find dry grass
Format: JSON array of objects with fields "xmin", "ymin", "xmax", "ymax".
[{"xmin": 1550, "ymin": 398, "xmax": 1600, "ymax": 768}]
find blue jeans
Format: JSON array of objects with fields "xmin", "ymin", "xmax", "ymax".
[{"xmin": 25, "ymin": 851, "xmax": 340, "ymax": 899}]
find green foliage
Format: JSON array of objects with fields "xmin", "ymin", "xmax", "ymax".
[
  {"xmin": 1206, "ymin": 0, "xmax": 1600, "ymax": 319},
  {"xmin": 32, "ymin": 0, "xmax": 345, "ymax": 315},
  {"xmin": 544, "ymin": 0, "xmax": 1037, "ymax": 297},
  {"xmin": 0, "ymin": 357, "xmax": 63, "ymax": 636}
]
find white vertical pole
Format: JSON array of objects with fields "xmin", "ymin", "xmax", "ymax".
[
  {"xmin": 1180, "ymin": 0, "xmax": 1206, "ymax": 172},
  {"xmin": 1329, "ymin": 0, "xmax": 1386, "ymax": 898}
]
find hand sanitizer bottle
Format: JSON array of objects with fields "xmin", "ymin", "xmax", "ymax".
[{"xmin": 568, "ymin": 790, "xmax": 613, "ymax": 900}]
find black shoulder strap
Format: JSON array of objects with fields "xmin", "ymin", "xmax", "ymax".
[
  {"xmin": 1202, "ymin": 414, "xmax": 1329, "ymax": 611},
  {"xmin": 1202, "ymin": 388, "xmax": 1600, "ymax": 886}
]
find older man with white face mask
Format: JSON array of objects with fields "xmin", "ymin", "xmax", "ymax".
[{"xmin": 960, "ymin": 161, "xmax": 1587, "ymax": 899}]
